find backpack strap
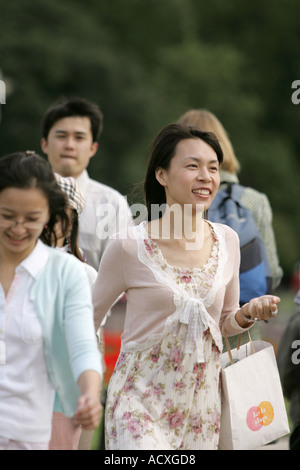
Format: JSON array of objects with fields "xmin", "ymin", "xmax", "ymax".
[
  {"xmin": 216, "ymin": 183, "xmax": 245, "ymax": 219},
  {"xmin": 222, "ymin": 182, "xmax": 244, "ymax": 202}
]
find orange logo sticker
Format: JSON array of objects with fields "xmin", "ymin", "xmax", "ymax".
[{"xmin": 246, "ymin": 401, "xmax": 274, "ymax": 431}]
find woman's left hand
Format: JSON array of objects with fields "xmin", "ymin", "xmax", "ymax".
[
  {"xmin": 73, "ymin": 393, "xmax": 102, "ymax": 430},
  {"xmin": 245, "ymin": 295, "xmax": 281, "ymax": 322}
]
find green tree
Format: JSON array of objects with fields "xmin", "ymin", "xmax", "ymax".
[{"xmin": 0, "ymin": 0, "xmax": 299, "ymax": 278}]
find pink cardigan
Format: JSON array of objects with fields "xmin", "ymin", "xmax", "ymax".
[{"xmin": 93, "ymin": 222, "xmax": 251, "ymax": 359}]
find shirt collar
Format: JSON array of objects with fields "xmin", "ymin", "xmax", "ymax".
[
  {"xmin": 17, "ymin": 240, "xmax": 49, "ymax": 279},
  {"xmin": 76, "ymin": 170, "xmax": 90, "ymax": 193}
]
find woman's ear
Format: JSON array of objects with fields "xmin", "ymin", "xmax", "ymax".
[{"xmin": 155, "ymin": 167, "xmax": 167, "ymax": 187}]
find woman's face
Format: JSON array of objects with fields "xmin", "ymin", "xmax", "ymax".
[
  {"xmin": 155, "ymin": 138, "xmax": 220, "ymax": 213},
  {"xmin": 0, "ymin": 187, "xmax": 50, "ymax": 260}
]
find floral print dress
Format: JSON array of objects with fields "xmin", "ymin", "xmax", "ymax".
[{"xmin": 105, "ymin": 224, "xmax": 222, "ymax": 450}]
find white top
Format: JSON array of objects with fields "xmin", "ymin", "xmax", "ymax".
[
  {"xmin": 59, "ymin": 245, "xmax": 108, "ymax": 327},
  {"xmin": 0, "ymin": 241, "xmax": 55, "ymax": 443},
  {"xmin": 76, "ymin": 170, "xmax": 132, "ymax": 270}
]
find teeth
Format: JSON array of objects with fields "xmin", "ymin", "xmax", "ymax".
[{"xmin": 192, "ymin": 189, "xmax": 210, "ymax": 195}]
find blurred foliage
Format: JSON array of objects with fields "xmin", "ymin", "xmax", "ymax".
[{"xmin": 0, "ymin": 0, "xmax": 299, "ymax": 279}]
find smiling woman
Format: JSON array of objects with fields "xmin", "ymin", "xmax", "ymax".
[
  {"xmin": 0, "ymin": 154, "xmax": 69, "ymax": 265},
  {"xmin": 154, "ymin": 138, "xmax": 220, "ymax": 211},
  {"xmin": 0, "ymin": 187, "xmax": 50, "ymax": 263},
  {"xmin": 0, "ymin": 152, "xmax": 102, "ymax": 450},
  {"xmin": 92, "ymin": 122, "xmax": 281, "ymax": 450},
  {"xmin": 145, "ymin": 125, "xmax": 222, "ymax": 266}
]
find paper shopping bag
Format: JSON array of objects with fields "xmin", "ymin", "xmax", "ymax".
[{"xmin": 218, "ymin": 332, "xmax": 290, "ymax": 450}]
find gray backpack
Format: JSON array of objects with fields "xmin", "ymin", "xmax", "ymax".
[{"xmin": 208, "ymin": 183, "xmax": 272, "ymax": 305}]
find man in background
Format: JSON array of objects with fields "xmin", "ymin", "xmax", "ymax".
[{"xmin": 41, "ymin": 97, "xmax": 132, "ymax": 270}]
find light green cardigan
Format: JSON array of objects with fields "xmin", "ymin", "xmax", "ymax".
[{"xmin": 29, "ymin": 244, "xmax": 102, "ymax": 417}]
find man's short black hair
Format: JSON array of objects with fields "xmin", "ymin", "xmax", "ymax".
[{"xmin": 41, "ymin": 97, "xmax": 103, "ymax": 142}]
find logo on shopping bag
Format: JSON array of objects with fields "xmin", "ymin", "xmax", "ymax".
[{"xmin": 246, "ymin": 401, "xmax": 274, "ymax": 431}]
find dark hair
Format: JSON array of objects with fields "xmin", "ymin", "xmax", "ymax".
[
  {"xmin": 0, "ymin": 151, "xmax": 69, "ymax": 245},
  {"xmin": 41, "ymin": 97, "xmax": 103, "ymax": 142},
  {"xmin": 144, "ymin": 123, "xmax": 223, "ymax": 219},
  {"xmin": 66, "ymin": 209, "xmax": 86, "ymax": 263}
]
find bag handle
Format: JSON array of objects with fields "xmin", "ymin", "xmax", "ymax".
[{"xmin": 223, "ymin": 330, "xmax": 255, "ymax": 365}]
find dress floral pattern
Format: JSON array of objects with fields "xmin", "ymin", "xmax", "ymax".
[{"xmin": 105, "ymin": 225, "xmax": 222, "ymax": 450}]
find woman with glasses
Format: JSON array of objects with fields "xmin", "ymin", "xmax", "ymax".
[{"xmin": 0, "ymin": 151, "xmax": 102, "ymax": 450}]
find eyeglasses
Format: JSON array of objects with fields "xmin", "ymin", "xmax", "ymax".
[{"xmin": 0, "ymin": 216, "xmax": 45, "ymax": 230}]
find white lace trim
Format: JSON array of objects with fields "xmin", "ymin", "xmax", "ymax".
[{"xmin": 123, "ymin": 221, "xmax": 228, "ymax": 359}]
